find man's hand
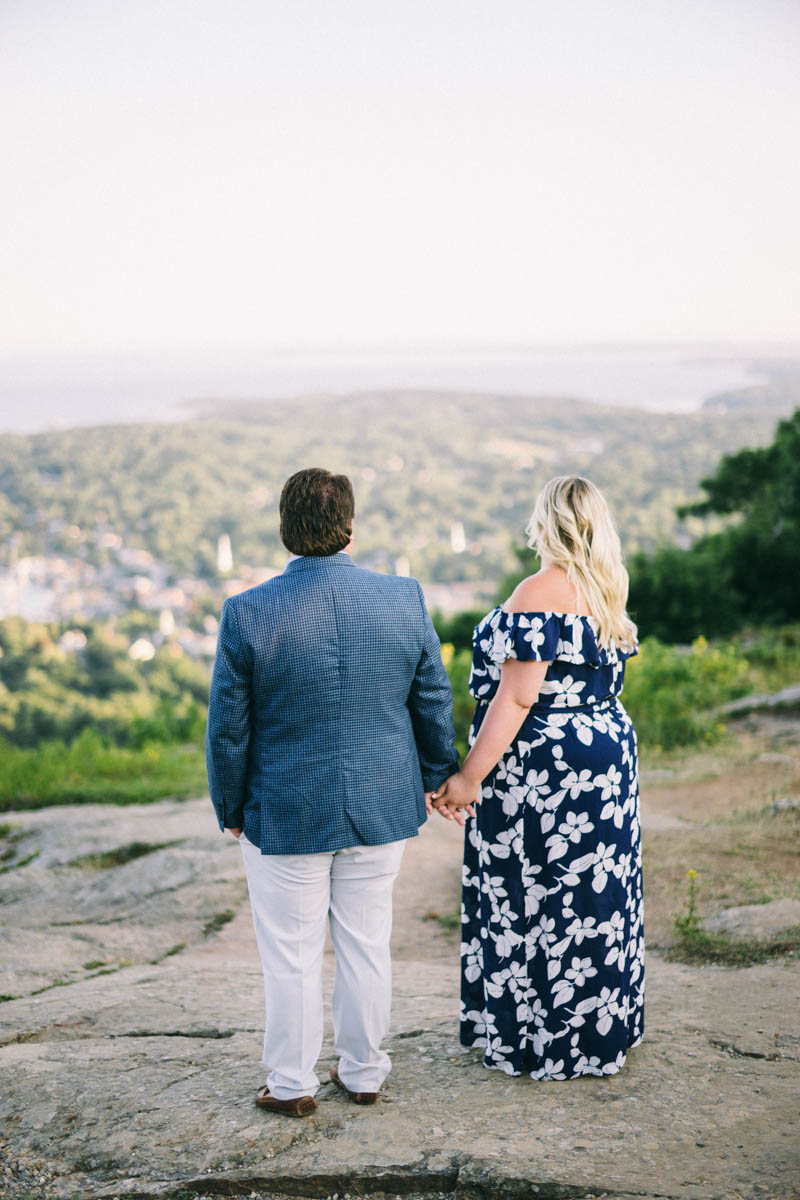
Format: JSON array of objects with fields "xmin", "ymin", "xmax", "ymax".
[
  {"xmin": 431, "ymin": 771, "xmax": 480, "ymax": 818},
  {"xmin": 437, "ymin": 802, "xmax": 472, "ymax": 826},
  {"xmin": 425, "ymin": 791, "xmax": 463, "ymax": 826},
  {"xmin": 226, "ymin": 827, "xmax": 242, "ymax": 840},
  {"xmin": 426, "ymin": 787, "xmax": 473, "ymax": 826}
]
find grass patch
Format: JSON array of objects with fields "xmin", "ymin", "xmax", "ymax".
[
  {"xmin": 0, "ymin": 993, "xmax": 20, "ymax": 1002},
  {"xmin": 29, "ymin": 977, "xmax": 72, "ymax": 995},
  {"xmin": 423, "ymin": 908, "xmax": 461, "ymax": 932},
  {"xmin": 26, "ymin": 961, "xmax": 132, "ymax": 994},
  {"xmin": 0, "ymin": 848, "xmax": 40, "ymax": 876},
  {"xmin": 668, "ymin": 925, "xmax": 800, "ymax": 966},
  {"xmin": 667, "ymin": 865, "xmax": 800, "ymax": 964},
  {"xmin": 202, "ymin": 909, "xmax": 235, "ymax": 937},
  {"xmin": 0, "ymin": 822, "xmax": 35, "ymax": 869},
  {"xmin": 83, "ymin": 959, "xmax": 108, "ymax": 970},
  {"xmin": 0, "ymin": 732, "xmax": 207, "ymax": 811},
  {"xmin": 437, "ymin": 911, "xmax": 461, "ymax": 932},
  {"xmin": 68, "ymin": 839, "xmax": 181, "ymax": 870},
  {"xmin": 151, "ymin": 942, "xmax": 187, "ymax": 964}
]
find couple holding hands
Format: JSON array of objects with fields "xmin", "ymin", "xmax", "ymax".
[{"xmin": 206, "ymin": 466, "xmax": 644, "ymax": 1116}]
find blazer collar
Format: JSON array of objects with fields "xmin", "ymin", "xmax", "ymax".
[{"xmin": 283, "ymin": 552, "xmax": 356, "ymax": 575}]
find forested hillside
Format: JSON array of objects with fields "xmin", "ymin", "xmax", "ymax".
[
  {"xmin": 2, "ymin": 391, "xmax": 800, "ymax": 808},
  {"xmin": 1, "ymin": 376, "xmax": 797, "ymax": 584}
]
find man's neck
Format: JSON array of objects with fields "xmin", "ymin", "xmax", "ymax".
[{"xmin": 289, "ymin": 547, "xmax": 353, "ymax": 561}]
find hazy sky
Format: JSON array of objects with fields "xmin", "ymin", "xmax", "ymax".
[{"xmin": 2, "ymin": 0, "xmax": 799, "ymax": 355}]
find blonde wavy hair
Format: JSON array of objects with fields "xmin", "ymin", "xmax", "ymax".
[{"xmin": 525, "ymin": 475, "xmax": 638, "ymax": 650}]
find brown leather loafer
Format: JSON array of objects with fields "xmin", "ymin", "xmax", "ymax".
[
  {"xmin": 329, "ymin": 1063, "xmax": 379, "ymax": 1105},
  {"xmin": 254, "ymin": 1086, "xmax": 317, "ymax": 1117}
]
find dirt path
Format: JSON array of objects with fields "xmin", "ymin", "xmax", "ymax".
[{"xmin": 638, "ymin": 714, "xmax": 800, "ymax": 945}]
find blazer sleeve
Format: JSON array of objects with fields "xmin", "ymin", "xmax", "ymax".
[
  {"xmin": 205, "ymin": 599, "xmax": 252, "ymax": 831},
  {"xmin": 407, "ymin": 582, "xmax": 461, "ymax": 790}
]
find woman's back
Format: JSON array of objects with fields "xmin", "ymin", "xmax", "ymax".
[
  {"xmin": 469, "ymin": 566, "xmax": 637, "ymax": 713},
  {"xmin": 507, "ymin": 564, "xmax": 593, "ymax": 619}
]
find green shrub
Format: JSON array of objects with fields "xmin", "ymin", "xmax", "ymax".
[
  {"xmin": 441, "ymin": 644, "xmax": 475, "ymax": 758},
  {"xmin": 621, "ymin": 635, "xmax": 751, "ymax": 750},
  {"xmin": 730, "ymin": 624, "xmax": 800, "ymax": 693},
  {"xmin": 442, "ymin": 631, "xmax": 770, "ymax": 755},
  {"xmin": 432, "ymin": 610, "xmax": 486, "ymax": 653}
]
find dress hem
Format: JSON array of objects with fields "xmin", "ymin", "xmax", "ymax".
[{"xmin": 459, "ymin": 1033, "xmax": 644, "ymax": 1080}]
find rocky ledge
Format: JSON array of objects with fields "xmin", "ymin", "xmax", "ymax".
[{"xmin": 0, "ymin": 800, "xmax": 798, "ymax": 1200}]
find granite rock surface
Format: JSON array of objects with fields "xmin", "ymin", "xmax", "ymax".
[{"xmin": 0, "ymin": 799, "xmax": 798, "ymax": 1200}]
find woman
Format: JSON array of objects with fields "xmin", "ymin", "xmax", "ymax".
[{"xmin": 432, "ymin": 475, "xmax": 644, "ymax": 1080}]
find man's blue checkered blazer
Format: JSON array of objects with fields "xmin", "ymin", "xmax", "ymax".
[{"xmin": 205, "ymin": 551, "xmax": 460, "ymax": 854}]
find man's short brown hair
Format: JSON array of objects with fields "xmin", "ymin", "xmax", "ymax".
[{"xmin": 279, "ymin": 468, "xmax": 355, "ymax": 557}]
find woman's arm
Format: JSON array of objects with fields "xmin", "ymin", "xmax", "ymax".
[{"xmin": 431, "ymin": 656, "xmax": 550, "ymax": 812}]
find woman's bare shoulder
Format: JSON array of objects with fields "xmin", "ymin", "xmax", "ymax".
[{"xmin": 505, "ymin": 566, "xmax": 588, "ymax": 615}]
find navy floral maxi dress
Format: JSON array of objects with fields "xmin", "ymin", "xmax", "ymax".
[{"xmin": 460, "ymin": 607, "xmax": 644, "ymax": 1080}]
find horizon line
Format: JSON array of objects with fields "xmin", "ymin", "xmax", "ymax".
[{"xmin": 2, "ymin": 337, "xmax": 800, "ymax": 366}]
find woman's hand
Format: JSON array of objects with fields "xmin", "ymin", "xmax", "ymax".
[
  {"xmin": 426, "ymin": 789, "xmax": 470, "ymax": 825},
  {"xmin": 431, "ymin": 771, "xmax": 480, "ymax": 821}
]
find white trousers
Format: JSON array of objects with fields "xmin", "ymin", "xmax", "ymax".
[{"xmin": 239, "ymin": 833, "xmax": 406, "ymax": 1101}]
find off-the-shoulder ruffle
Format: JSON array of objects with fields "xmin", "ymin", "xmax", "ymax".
[{"xmin": 473, "ymin": 606, "xmax": 638, "ymax": 668}]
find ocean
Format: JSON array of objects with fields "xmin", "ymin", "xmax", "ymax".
[{"xmin": 0, "ymin": 342, "xmax": 792, "ymax": 435}]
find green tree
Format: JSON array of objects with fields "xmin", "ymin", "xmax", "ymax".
[
  {"xmin": 629, "ymin": 409, "xmax": 800, "ymax": 641},
  {"xmin": 432, "ymin": 610, "xmax": 486, "ymax": 653}
]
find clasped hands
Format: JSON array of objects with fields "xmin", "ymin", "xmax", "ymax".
[
  {"xmin": 425, "ymin": 770, "xmax": 481, "ymax": 826},
  {"xmin": 226, "ymin": 771, "xmax": 481, "ymax": 840}
]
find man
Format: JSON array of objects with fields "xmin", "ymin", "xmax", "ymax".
[{"xmin": 205, "ymin": 467, "xmax": 459, "ymax": 1117}]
